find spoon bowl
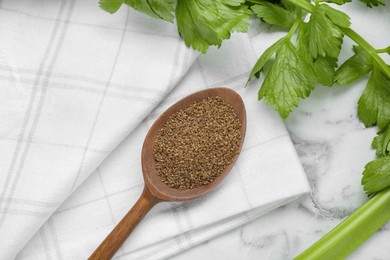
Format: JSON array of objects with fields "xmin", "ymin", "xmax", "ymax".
[
  {"xmin": 90, "ymin": 87, "xmax": 246, "ymax": 259},
  {"xmin": 143, "ymin": 87, "xmax": 246, "ymax": 201}
]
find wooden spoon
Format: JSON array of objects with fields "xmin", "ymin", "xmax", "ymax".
[{"xmin": 89, "ymin": 87, "xmax": 246, "ymax": 260}]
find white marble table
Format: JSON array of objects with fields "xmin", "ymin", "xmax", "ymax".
[{"xmin": 171, "ymin": 3, "xmax": 390, "ymax": 259}]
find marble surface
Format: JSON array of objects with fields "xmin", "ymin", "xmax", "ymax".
[{"xmin": 170, "ymin": 4, "xmax": 390, "ymax": 260}]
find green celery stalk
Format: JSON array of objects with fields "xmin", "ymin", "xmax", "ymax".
[{"xmin": 294, "ymin": 187, "xmax": 390, "ymax": 259}]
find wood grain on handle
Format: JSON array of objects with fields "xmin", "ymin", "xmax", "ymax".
[{"xmin": 89, "ymin": 187, "xmax": 160, "ymax": 260}]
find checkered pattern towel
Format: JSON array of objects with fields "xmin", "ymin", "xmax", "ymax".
[{"xmin": 0, "ymin": 0, "xmax": 309, "ymax": 259}]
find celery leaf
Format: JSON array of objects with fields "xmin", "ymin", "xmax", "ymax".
[
  {"xmin": 320, "ymin": 4, "xmax": 351, "ymax": 28},
  {"xmin": 297, "ymin": 22, "xmax": 337, "ymax": 86},
  {"xmin": 360, "ymin": 0, "xmax": 385, "ymax": 7},
  {"xmin": 176, "ymin": 0, "xmax": 251, "ymax": 53},
  {"xmin": 251, "ymin": 0, "xmax": 297, "ymax": 29},
  {"xmin": 362, "ymin": 156, "xmax": 390, "ymax": 196},
  {"xmin": 372, "ymin": 126, "xmax": 390, "ymax": 157},
  {"xmin": 258, "ymin": 40, "xmax": 315, "ymax": 118},
  {"xmin": 125, "ymin": 0, "xmax": 175, "ymax": 22},
  {"xmin": 358, "ymin": 67, "xmax": 390, "ymax": 129},
  {"xmin": 308, "ymin": 5, "xmax": 344, "ymax": 59},
  {"xmin": 323, "ymin": 0, "xmax": 351, "ymax": 5},
  {"xmin": 99, "ymin": 0, "xmax": 124, "ymax": 14},
  {"xmin": 335, "ymin": 45, "xmax": 373, "ymax": 85},
  {"xmin": 248, "ymin": 37, "xmax": 286, "ymax": 81},
  {"xmin": 99, "ymin": 0, "xmax": 174, "ymax": 21}
]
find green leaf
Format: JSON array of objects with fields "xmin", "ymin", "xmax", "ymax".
[
  {"xmin": 358, "ymin": 67, "xmax": 390, "ymax": 129},
  {"xmin": 372, "ymin": 133, "xmax": 383, "ymax": 156},
  {"xmin": 335, "ymin": 45, "xmax": 372, "ymax": 85},
  {"xmin": 308, "ymin": 5, "xmax": 344, "ymax": 59},
  {"xmin": 251, "ymin": 1, "xmax": 296, "ymax": 29},
  {"xmin": 320, "ymin": 4, "xmax": 351, "ymax": 28},
  {"xmin": 125, "ymin": 0, "xmax": 175, "ymax": 22},
  {"xmin": 312, "ymin": 56, "xmax": 338, "ymax": 86},
  {"xmin": 362, "ymin": 157, "xmax": 390, "ymax": 196},
  {"xmin": 360, "ymin": 0, "xmax": 385, "ymax": 7},
  {"xmin": 296, "ymin": 22, "xmax": 337, "ymax": 86},
  {"xmin": 372, "ymin": 126, "xmax": 390, "ymax": 157},
  {"xmin": 248, "ymin": 37, "xmax": 286, "ymax": 81},
  {"xmin": 176, "ymin": 0, "xmax": 251, "ymax": 53},
  {"xmin": 259, "ymin": 40, "xmax": 315, "ymax": 118},
  {"xmin": 99, "ymin": 0, "xmax": 124, "ymax": 14},
  {"xmin": 322, "ymin": 0, "xmax": 351, "ymax": 5}
]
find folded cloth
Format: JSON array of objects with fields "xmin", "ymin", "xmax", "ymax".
[{"xmin": 0, "ymin": 0, "xmax": 309, "ymax": 259}]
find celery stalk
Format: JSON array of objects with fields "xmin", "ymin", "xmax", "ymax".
[{"xmin": 294, "ymin": 187, "xmax": 390, "ymax": 259}]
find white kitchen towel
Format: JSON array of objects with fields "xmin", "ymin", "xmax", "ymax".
[{"xmin": 0, "ymin": 0, "xmax": 309, "ymax": 259}]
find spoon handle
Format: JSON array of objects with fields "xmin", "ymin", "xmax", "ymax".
[{"xmin": 89, "ymin": 187, "xmax": 160, "ymax": 260}]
